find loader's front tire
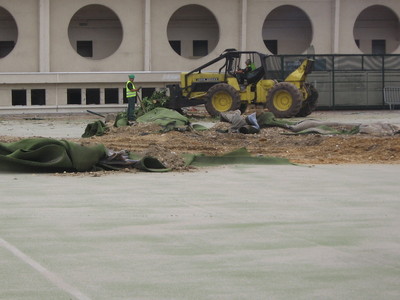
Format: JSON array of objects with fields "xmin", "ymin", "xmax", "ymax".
[
  {"xmin": 266, "ymin": 82, "xmax": 302, "ymax": 118},
  {"xmin": 205, "ymin": 83, "xmax": 241, "ymax": 117}
]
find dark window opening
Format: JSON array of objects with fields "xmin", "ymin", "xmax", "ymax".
[
  {"xmin": 0, "ymin": 41, "xmax": 15, "ymax": 58},
  {"xmin": 77, "ymin": 41, "xmax": 93, "ymax": 57},
  {"xmin": 86, "ymin": 88, "xmax": 100, "ymax": 104},
  {"xmin": 67, "ymin": 89, "xmax": 82, "ymax": 104},
  {"xmin": 264, "ymin": 40, "xmax": 278, "ymax": 55},
  {"xmin": 355, "ymin": 39, "xmax": 360, "ymax": 48},
  {"xmin": 193, "ymin": 40, "xmax": 208, "ymax": 56},
  {"xmin": 105, "ymin": 88, "xmax": 119, "ymax": 104},
  {"xmin": 142, "ymin": 88, "xmax": 156, "ymax": 99},
  {"xmin": 31, "ymin": 89, "xmax": 46, "ymax": 105},
  {"xmin": 123, "ymin": 88, "xmax": 128, "ymax": 103},
  {"xmin": 169, "ymin": 40, "xmax": 181, "ymax": 55},
  {"xmin": 372, "ymin": 40, "xmax": 386, "ymax": 55},
  {"xmin": 12, "ymin": 90, "xmax": 27, "ymax": 106}
]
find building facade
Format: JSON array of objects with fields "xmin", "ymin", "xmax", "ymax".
[{"xmin": 0, "ymin": 0, "xmax": 399, "ymax": 113}]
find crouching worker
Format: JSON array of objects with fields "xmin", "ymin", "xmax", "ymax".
[{"xmin": 126, "ymin": 74, "xmax": 140, "ymax": 121}]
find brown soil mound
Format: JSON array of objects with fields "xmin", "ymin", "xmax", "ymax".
[
  {"xmin": 79, "ymin": 120, "xmax": 400, "ymax": 166},
  {"xmin": 1, "ymin": 111, "xmax": 400, "ymax": 170}
]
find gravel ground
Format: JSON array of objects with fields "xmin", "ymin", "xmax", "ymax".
[{"xmin": 1, "ymin": 109, "xmax": 400, "ymax": 167}]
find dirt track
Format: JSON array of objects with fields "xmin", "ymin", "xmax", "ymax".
[
  {"xmin": 80, "ymin": 108, "xmax": 400, "ymax": 166},
  {"xmin": 1, "ymin": 109, "xmax": 400, "ymax": 168},
  {"xmin": 80, "ymin": 121, "xmax": 400, "ymax": 166}
]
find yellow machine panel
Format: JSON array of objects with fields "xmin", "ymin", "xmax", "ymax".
[{"xmin": 181, "ymin": 72, "xmax": 225, "ymax": 88}]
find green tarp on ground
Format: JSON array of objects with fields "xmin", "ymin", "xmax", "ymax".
[
  {"xmin": 82, "ymin": 108, "xmax": 207, "ymax": 136},
  {"xmin": 220, "ymin": 110, "xmax": 299, "ymax": 134},
  {"xmin": 112, "ymin": 108, "xmax": 191, "ymax": 129},
  {"xmin": 0, "ymin": 138, "xmax": 171, "ymax": 173},
  {"xmin": 219, "ymin": 111, "xmax": 398, "ymax": 136},
  {"xmin": 286, "ymin": 125, "xmax": 360, "ymax": 135},
  {"xmin": 0, "ymin": 138, "xmax": 107, "ymax": 173},
  {"xmin": 286, "ymin": 120, "xmax": 400, "ymax": 136},
  {"xmin": 137, "ymin": 107, "xmax": 189, "ymax": 126},
  {"xmin": 255, "ymin": 111, "xmax": 298, "ymax": 128},
  {"xmin": 0, "ymin": 139, "xmax": 291, "ymax": 173},
  {"xmin": 82, "ymin": 120, "xmax": 109, "ymax": 138},
  {"xmin": 137, "ymin": 107, "xmax": 208, "ymax": 132},
  {"xmin": 182, "ymin": 148, "xmax": 293, "ymax": 167},
  {"xmin": 114, "ymin": 112, "xmax": 129, "ymax": 128}
]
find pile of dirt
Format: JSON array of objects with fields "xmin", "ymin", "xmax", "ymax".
[
  {"xmin": 140, "ymin": 143, "xmax": 188, "ymax": 170},
  {"xmin": 1, "ymin": 110, "xmax": 400, "ymax": 171},
  {"xmin": 79, "ymin": 118, "xmax": 400, "ymax": 167}
]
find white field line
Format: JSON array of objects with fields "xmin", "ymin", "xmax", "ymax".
[{"xmin": 0, "ymin": 237, "xmax": 91, "ymax": 300}]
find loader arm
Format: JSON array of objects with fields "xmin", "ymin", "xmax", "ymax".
[
  {"xmin": 284, "ymin": 59, "xmax": 314, "ymax": 87},
  {"xmin": 184, "ymin": 52, "xmax": 233, "ymax": 88}
]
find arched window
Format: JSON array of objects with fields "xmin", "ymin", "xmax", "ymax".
[
  {"xmin": 354, "ymin": 5, "xmax": 400, "ymax": 54},
  {"xmin": 262, "ymin": 5, "xmax": 313, "ymax": 55},
  {"xmin": 0, "ymin": 7, "xmax": 18, "ymax": 58},
  {"xmin": 68, "ymin": 4, "xmax": 123, "ymax": 59},
  {"xmin": 167, "ymin": 5, "xmax": 219, "ymax": 59}
]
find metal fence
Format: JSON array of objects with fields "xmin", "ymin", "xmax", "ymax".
[{"xmin": 266, "ymin": 54, "xmax": 400, "ymax": 110}]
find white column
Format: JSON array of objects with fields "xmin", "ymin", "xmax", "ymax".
[
  {"xmin": 39, "ymin": 0, "xmax": 50, "ymax": 72},
  {"xmin": 100, "ymin": 89, "xmax": 105, "ymax": 105},
  {"xmin": 118, "ymin": 88, "xmax": 122, "ymax": 104},
  {"xmin": 82, "ymin": 89, "xmax": 86, "ymax": 105},
  {"xmin": 333, "ymin": 0, "xmax": 341, "ymax": 53},
  {"xmin": 26, "ymin": 90, "xmax": 32, "ymax": 106},
  {"xmin": 241, "ymin": 0, "xmax": 247, "ymax": 51},
  {"xmin": 144, "ymin": 0, "xmax": 151, "ymax": 71}
]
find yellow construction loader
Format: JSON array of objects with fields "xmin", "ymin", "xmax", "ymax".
[{"xmin": 166, "ymin": 49, "xmax": 318, "ymax": 118}]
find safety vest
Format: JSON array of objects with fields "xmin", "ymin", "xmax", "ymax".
[
  {"xmin": 248, "ymin": 62, "xmax": 256, "ymax": 71},
  {"xmin": 126, "ymin": 81, "xmax": 136, "ymax": 98}
]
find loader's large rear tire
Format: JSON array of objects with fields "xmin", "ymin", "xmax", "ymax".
[
  {"xmin": 266, "ymin": 82, "xmax": 302, "ymax": 118},
  {"xmin": 205, "ymin": 83, "xmax": 241, "ymax": 117},
  {"xmin": 296, "ymin": 83, "xmax": 319, "ymax": 117}
]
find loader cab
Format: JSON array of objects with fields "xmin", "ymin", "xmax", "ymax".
[
  {"xmin": 181, "ymin": 49, "xmax": 268, "ymax": 88},
  {"xmin": 224, "ymin": 51, "xmax": 267, "ymax": 86}
]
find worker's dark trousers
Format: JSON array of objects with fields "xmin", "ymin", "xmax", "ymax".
[{"xmin": 127, "ymin": 96, "xmax": 137, "ymax": 121}]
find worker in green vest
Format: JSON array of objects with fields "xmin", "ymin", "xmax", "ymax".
[
  {"xmin": 244, "ymin": 59, "xmax": 256, "ymax": 72},
  {"xmin": 126, "ymin": 74, "xmax": 140, "ymax": 121},
  {"xmin": 236, "ymin": 59, "xmax": 256, "ymax": 88}
]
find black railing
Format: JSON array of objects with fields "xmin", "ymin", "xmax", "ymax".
[{"xmin": 267, "ymin": 54, "xmax": 400, "ymax": 110}]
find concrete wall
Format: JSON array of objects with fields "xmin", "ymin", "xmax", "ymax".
[
  {"xmin": 0, "ymin": 0, "xmax": 399, "ymax": 112},
  {"xmin": 1, "ymin": 0, "xmax": 400, "ymax": 72}
]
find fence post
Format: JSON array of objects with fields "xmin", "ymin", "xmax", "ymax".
[
  {"xmin": 332, "ymin": 55, "xmax": 335, "ymax": 109},
  {"xmin": 382, "ymin": 55, "xmax": 385, "ymax": 106}
]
